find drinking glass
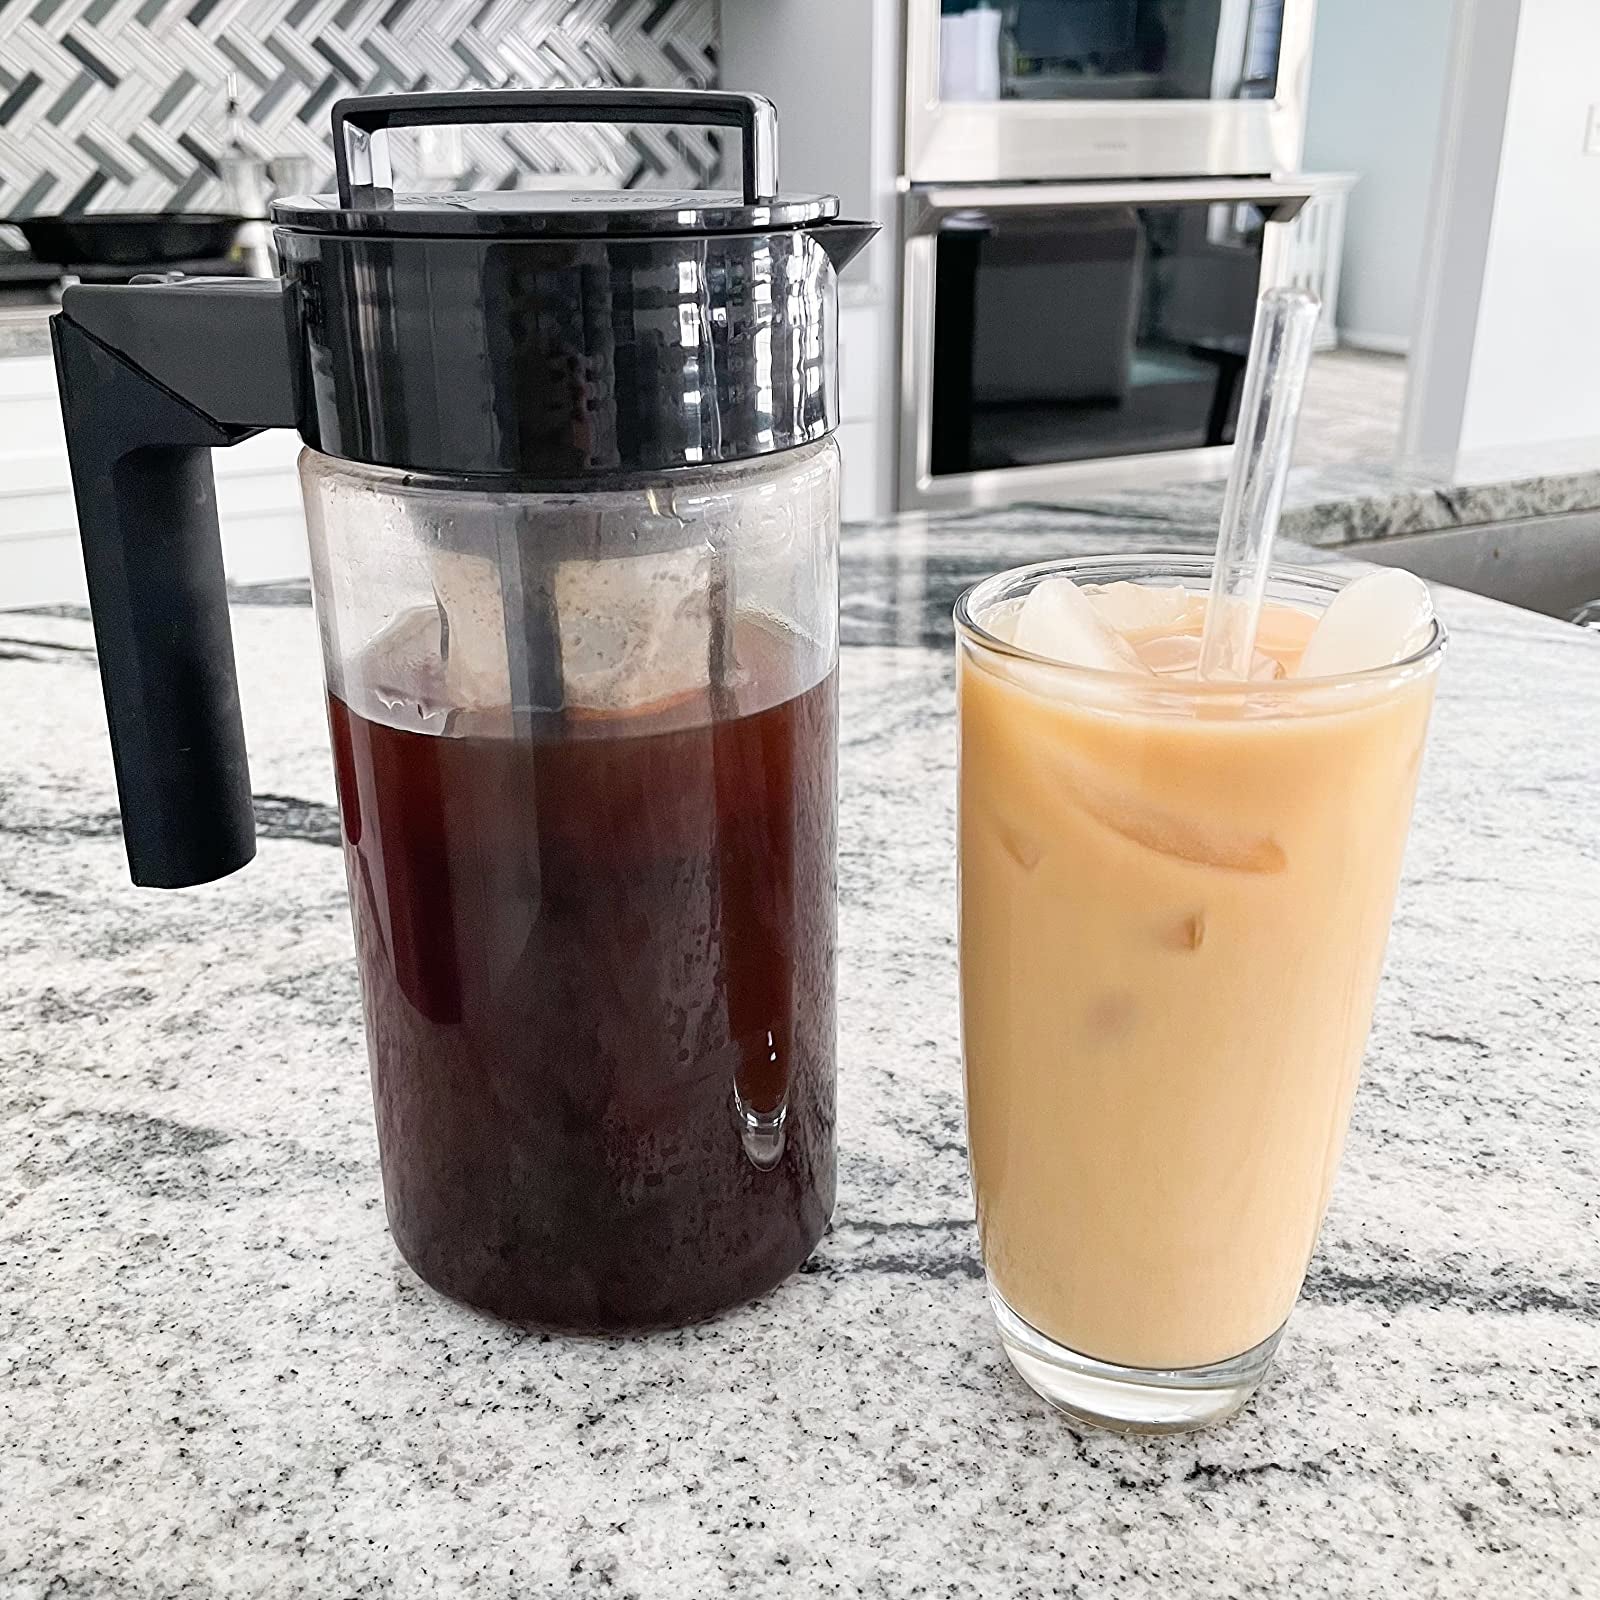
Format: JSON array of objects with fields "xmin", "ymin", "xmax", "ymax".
[{"xmin": 955, "ymin": 554, "xmax": 1445, "ymax": 1432}]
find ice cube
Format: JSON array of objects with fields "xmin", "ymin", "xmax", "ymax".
[
  {"xmin": 998, "ymin": 818, "xmax": 1044, "ymax": 871},
  {"xmin": 555, "ymin": 546, "xmax": 714, "ymax": 714},
  {"xmin": 1138, "ymin": 634, "xmax": 1205, "ymax": 678},
  {"xmin": 980, "ymin": 595, "xmax": 1024, "ymax": 645},
  {"xmin": 1093, "ymin": 632, "xmax": 1284, "ymax": 681},
  {"xmin": 1249, "ymin": 648, "xmax": 1286, "ymax": 682},
  {"xmin": 1085, "ymin": 991, "xmax": 1138, "ymax": 1041},
  {"xmin": 364, "ymin": 606, "xmax": 451, "ymax": 729},
  {"xmin": 1161, "ymin": 911, "xmax": 1207, "ymax": 952},
  {"xmin": 1012, "ymin": 578, "xmax": 1148, "ymax": 674},
  {"xmin": 1081, "ymin": 784, "xmax": 1287, "ymax": 874},
  {"xmin": 430, "ymin": 550, "xmax": 514, "ymax": 710},
  {"xmin": 1296, "ymin": 569, "xmax": 1435, "ymax": 679},
  {"xmin": 1086, "ymin": 581, "xmax": 1193, "ymax": 637},
  {"xmin": 1253, "ymin": 600, "xmax": 1318, "ymax": 658},
  {"xmin": 1046, "ymin": 746, "xmax": 1287, "ymax": 873}
]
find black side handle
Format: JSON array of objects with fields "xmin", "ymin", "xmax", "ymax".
[
  {"xmin": 51, "ymin": 277, "xmax": 297, "ymax": 888},
  {"xmin": 331, "ymin": 88, "xmax": 779, "ymax": 207}
]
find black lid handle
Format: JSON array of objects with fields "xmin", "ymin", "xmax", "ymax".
[{"xmin": 331, "ymin": 88, "xmax": 779, "ymax": 208}]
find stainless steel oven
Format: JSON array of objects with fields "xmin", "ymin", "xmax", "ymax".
[
  {"xmin": 906, "ymin": 0, "xmax": 1316, "ymax": 183},
  {"xmin": 898, "ymin": 177, "xmax": 1316, "ymax": 509}
]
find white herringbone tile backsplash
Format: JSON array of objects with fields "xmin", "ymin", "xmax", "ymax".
[{"xmin": 0, "ymin": 0, "xmax": 719, "ymax": 214}]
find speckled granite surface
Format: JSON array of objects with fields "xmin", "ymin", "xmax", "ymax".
[
  {"xmin": 3, "ymin": 508, "xmax": 1598, "ymax": 1597},
  {"xmin": 1036, "ymin": 433, "xmax": 1600, "ymax": 547}
]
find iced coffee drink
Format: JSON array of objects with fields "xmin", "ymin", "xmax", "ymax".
[{"xmin": 956, "ymin": 555, "xmax": 1444, "ymax": 1432}]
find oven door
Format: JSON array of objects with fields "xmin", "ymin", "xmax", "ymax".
[
  {"xmin": 898, "ymin": 177, "xmax": 1315, "ymax": 511},
  {"xmin": 905, "ymin": 0, "xmax": 1315, "ymax": 183}
]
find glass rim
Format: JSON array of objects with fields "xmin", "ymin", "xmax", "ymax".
[{"xmin": 953, "ymin": 553, "xmax": 1448, "ymax": 697}]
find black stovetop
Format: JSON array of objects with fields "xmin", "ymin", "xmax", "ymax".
[{"xmin": 0, "ymin": 251, "xmax": 251, "ymax": 305}]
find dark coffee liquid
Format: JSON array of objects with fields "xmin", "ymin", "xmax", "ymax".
[{"xmin": 327, "ymin": 668, "xmax": 837, "ymax": 1331}]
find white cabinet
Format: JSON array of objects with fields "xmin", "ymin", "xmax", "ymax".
[{"xmin": 0, "ymin": 353, "xmax": 310, "ymax": 610}]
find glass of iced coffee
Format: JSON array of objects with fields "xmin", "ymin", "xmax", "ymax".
[{"xmin": 955, "ymin": 553, "xmax": 1445, "ymax": 1432}]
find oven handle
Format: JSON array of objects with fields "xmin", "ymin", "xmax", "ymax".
[{"xmin": 906, "ymin": 178, "xmax": 1317, "ymax": 230}]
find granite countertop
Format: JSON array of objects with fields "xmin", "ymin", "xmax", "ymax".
[
  {"xmin": 3, "ymin": 507, "xmax": 1598, "ymax": 1597},
  {"xmin": 1027, "ymin": 433, "xmax": 1600, "ymax": 547}
]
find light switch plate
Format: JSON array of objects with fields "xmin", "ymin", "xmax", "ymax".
[{"xmin": 1584, "ymin": 104, "xmax": 1600, "ymax": 156}]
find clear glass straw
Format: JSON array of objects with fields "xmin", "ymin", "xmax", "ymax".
[{"xmin": 1197, "ymin": 287, "xmax": 1321, "ymax": 681}]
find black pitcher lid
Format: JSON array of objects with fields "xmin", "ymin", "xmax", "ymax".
[{"xmin": 271, "ymin": 87, "xmax": 840, "ymax": 239}]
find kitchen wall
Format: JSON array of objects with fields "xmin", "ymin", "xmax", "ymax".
[
  {"xmin": 1300, "ymin": 0, "xmax": 1453, "ymax": 353},
  {"xmin": 1454, "ymin": 0, "xmax": 1600, "ymax": 452},
  {"xmin": 1405, "ymin": 0, "xmax": 1600, "ymax": 458},
  {"xmin": 0, "ymin": 0, "xmax": 718, "ymax": 215}
]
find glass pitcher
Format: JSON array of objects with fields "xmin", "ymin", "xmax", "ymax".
[{"xmin": 50, "ymin": 89, "xmax": 875, "ymax": 1330}]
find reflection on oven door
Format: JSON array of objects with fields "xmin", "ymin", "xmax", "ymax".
[{"xmin": 929, "ymin": 200, "xmax": 1266, "ymax": 478}]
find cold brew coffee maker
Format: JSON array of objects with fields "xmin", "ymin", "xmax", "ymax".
[{"xmin": 52, "ymin": 90, "xmax": 873, "ymax": 1330}]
